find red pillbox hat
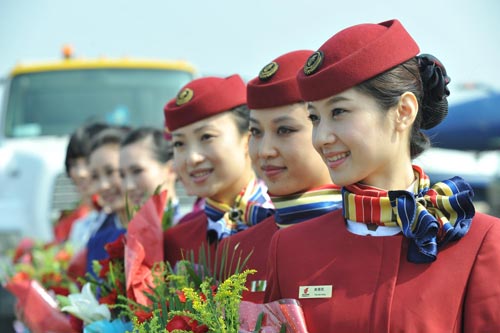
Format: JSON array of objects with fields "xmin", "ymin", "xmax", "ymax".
[
  {"xmin": 247, "ymin": 50, "xmax": 313, "ymax": 109},
  {"xmin": 164, "ymin": 74, "xmax": 246, "ymax": 131},
  {"xmin": 297, "ymin": 19, "xmax": 420, "ymax": 101}
]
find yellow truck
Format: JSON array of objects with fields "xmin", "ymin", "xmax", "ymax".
[{"xmin": 0, "ymin": 51, "xmax": 197, "ymax": 252}]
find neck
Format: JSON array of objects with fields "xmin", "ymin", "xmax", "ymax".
[
  {"xmin": 362, "ymin": 159, "xmax": 415, "ymax": 191},
  {"xmin": 210, "ymin": 167, "xmax": 254, "ymax": 205}
]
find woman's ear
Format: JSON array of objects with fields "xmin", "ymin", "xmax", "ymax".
[
  {"xmin": 242, "ymin": 131, "xmax": 250, "ymax": 155},
  {"xmin": 395, "ymin": 92, "xmax": 418, "ymax": 132}
]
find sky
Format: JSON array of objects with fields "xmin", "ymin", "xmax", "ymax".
[{"xmin": 1, "ymin": 0, "xmax": 500, "ymax": 104}]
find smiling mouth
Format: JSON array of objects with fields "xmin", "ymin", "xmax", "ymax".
[
  {"xmin": 190, "ymin": 169, "xmax": 212, "ymax": 178},
  {"xmin": 189, "ymin": 169, "xmax": 213, "ymax": 184},
  {"xmin": 325, "ymin": 151, "xmax": 350, "ymax": 162},
  {"xmin": 261, "ymin": 166, "xmax": 286, "ymax": 178},
  {"xmin": 102, "ymin": 193, "xmax": 119, "ymax": 203}
]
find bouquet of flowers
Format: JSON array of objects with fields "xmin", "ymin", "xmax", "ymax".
[
  {"xmin": 126, "ymin": 242, "xmax": 310, "ymax": 333},
  {"xmin": 58, "ymin": 233, "xmax": 131, "ymax": 332},
  {"xmin": 59, "ymin": 190, "xmax": 168, "ymax": 332},
  {"xmin": 59, "ymin": 282, "xmax": 132, "ymax": 333},
  {"xmin": 239, "ymin": 299, "xmax": 309, "ymax": 333},
  {"xmin": 4, "ymin": 273, "xmax": 77, "ymax": 333},
  {"xmin": 6, "ymin": 239, "xmax": 78, "ymax": 296},
  {"xmin": 125, "ymin": 190, "xmax": 168, "ymax": 306},
  {"xmin": 1, "ymin": 238, "xmax": 81, "ymax": 332}
]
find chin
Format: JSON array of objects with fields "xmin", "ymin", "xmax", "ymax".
[
  {"xmin": 329, "ymin": 173, "xmax": 352, "ymax": 187},
  {"xmin": 111, "ymin": 201, "xmax": 125, "ymax": 213}
]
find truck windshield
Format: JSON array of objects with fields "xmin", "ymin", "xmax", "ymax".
[{"xmin": 3, "ymin": 68, "xmax": 193, "ymax": 137}]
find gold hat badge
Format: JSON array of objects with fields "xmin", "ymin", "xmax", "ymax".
[
  {"xmin": 259, "ymin": 61, "xmax": 279, "ymax": 81},
  {"xmin": 304, "ymin": 51, "xmax": 324, "ymax": 76},
  {"xmin": 176, "ymin": 88, "xmax": 194, "ymax": 106}
]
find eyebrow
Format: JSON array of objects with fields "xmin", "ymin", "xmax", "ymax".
[
  {"xmin": 249, "ymin": 115, "xmax": 296, "ymax": 125},
  {"xmin": 326, "ymin": 95, "xmax": 351, "ymax": 106},
  {"xmin": 172, "ymin": 124, "xmax": 218, "ymax": 138},
  {"xmin": 308, "ymin": 95, "xmax": 352, "ymax": 112}
]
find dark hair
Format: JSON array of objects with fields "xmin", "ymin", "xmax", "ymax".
[
  {"xmin": 229, "ymin": 104, "xmax": 250, "ymax": 135},
  {"xmin": 355, "ymin": 55, "xmax": 450, "ymax": 158},
  {"xmin": 65, "ymin": 123, "xmax": 109, "ymax": 176},
  {"xmin": 89, "ymin": 126, "xmax": 131, "ymax": 155},
  {"xmin": 121, "ymin": 127, "xmax": 173, "ymax": 163}
]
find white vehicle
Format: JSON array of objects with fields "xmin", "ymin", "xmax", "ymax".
[{"xmin": 0, "ymin": 53, "xmax": 197, "ymax": 256}]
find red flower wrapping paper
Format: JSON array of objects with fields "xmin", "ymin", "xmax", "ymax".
[
  {"xmin": 125, "ymin": 190, "xmax": 167, "ymax": 305},
  {"xmin": 239, "ymin": 299, "xmax": 309, "ymax": 333},
  {"xmin": 5, "ymin": 276, "xmax": 76, "ymax": 333}
]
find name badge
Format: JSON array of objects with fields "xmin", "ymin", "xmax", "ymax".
[{"xmin": 299, "ymin": 285, "xmax": 332, "ymax": 299}]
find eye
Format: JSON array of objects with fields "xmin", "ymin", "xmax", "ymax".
[
  {"xmin": 173, "ymin": 140, "xmax": 184, "ymax": 148},
  {"xmin": 331, "ymin": 108, "xmax": 346, "ymax": 118},
  {"xmin": 308, "ymin": 114, "xmax": 319, "ymax": 123},
  {"xmin": 119, "ymin": 170, "xmax": 125, "ymax": 179},
  {"xmin": 249, "ymin": 127, "xmax": 261, "ymax": 137},
  {"xmin": 200, "ymin": 133, "xmax": 215, "ymax": 141},
  {"xmin": 105, "ymin": 167, "xmax": 117, "ymax": 177},
  {"xmin": 277, "ymin": 126, "xmax": 295, "ymax": 135},
  {"xmin": 132, "ymin": 167, "xmax": 144, "ymax": 175},
  {"xmin": 91, "ymin": 173, "xmax": 99, "ymax": 181}
]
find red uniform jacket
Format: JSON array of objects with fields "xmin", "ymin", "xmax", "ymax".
[
  {"xmin": 265, "ymin": 209, "xmax": 500, "ymax": 333},
  {"xmin": 163, "ymin": 210, "xmax": 216, "ymax": 269},
  {"xmin": 216, "ymin": 217, "xmax": 279, "ymax": 303}
]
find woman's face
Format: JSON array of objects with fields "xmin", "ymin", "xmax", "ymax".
[
  {"xmin": 68, "ymin": 157, "xmax": 92, "ymax": 198},
  {"xmin": 172, "ymin": 112, "xmax": 251, "ymax": 204},
  {"xmin": 249, "ymin": 103, "xmax": 332, "ymax": 195},
  {"xmin": 309, "ymin": 88, "xmax": 405, "ymax": 189},
  {"xmin": 119, "ymin": 138, "xmax": 172, "ymax": 207},
  {"xmin": 89, "ymin": 143, "xmax": 124, "ymax": 212}
]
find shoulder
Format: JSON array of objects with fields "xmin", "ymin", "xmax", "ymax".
[
  {"xmin": 226, "ymin": 216, "xmax": 277, "ymax": 243},
  {"xmin": 164, "ymin": 212, "xmax": 207, "ymax": 237},
  {"xmin": 177, "ymin": 209, "xmax": 205, "ymax": 224},
  {"xmin": 274, "ymin": 209, "xmax": 344, "ymax": 241},
  {"xmin": 467, "ymin": 212, "xmax": 500, "ymax": 243}
]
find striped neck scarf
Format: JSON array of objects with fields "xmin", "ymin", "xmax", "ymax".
[
  {"xmin": 205, "ymin": 176, "xmax": 275, "ymax": 242},
  {"xmin": 272, "ymin": 184, "xmax": 342, "ymax": 228},
  {"xmin": 342, "ymin": 165, "xmax": 475, "ymax": 263}
]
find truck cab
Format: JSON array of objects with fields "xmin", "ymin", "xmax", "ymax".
[{"xmin": 0, "ymin": 54, "xmax": 197, "ymax": 255}]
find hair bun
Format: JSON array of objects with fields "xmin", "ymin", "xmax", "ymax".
[{"xmin": 417, "ymin": 54, "xmax": 451, "ymax": 129}]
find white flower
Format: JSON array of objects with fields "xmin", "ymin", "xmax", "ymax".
[{"xmin": 61, "ymin": 283, "xmax": 111, "ymax": 324}]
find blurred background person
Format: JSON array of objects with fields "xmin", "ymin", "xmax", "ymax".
[
  {"xmin": 53, "ymin": 123, "xmax": 108, "ymax": 243},
  {"xmin": 119, "ymin": 127, "xmax": 181, "ymax": 225},
  {"xmin": 84, "ymin": 126, "xmax": 130, "ymax": 275}
]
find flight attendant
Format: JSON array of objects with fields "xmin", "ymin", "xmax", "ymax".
[
  {"xmin": 163, "ymin": 75, "xmax": 274, "ymax": 268},
  {"xmin": 85, "ymin": 126, "xmax": 130, "ymax": 275},
  {"xmin": 216, "ymin": 51, "xmax": 341, "ymax": 303},
  {"xmin": 265, "ymin": 19, "xmax": 500, "ymax": 332},
  {"xmin": 119, "ymin": 127, "xmax": 182, "ymax": 225}
]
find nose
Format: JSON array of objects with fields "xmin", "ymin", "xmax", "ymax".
[
  {"xmin": 122, "ymin": 173, "xmax": 135, "ymax": 191},
  {"xmin": 186, "ymin": 146, "xmax": 205, "ymax": 167},
  {"xmin": 96, "ymin": 176, "xmax": 110, "ymax": 192},
  {"xmin": 257, "ymin": 134, "xmax": 278, "ymax": 159},
  {"xmin": 312, "ymin": 121, "xmax": 337, "ymax": 151}
]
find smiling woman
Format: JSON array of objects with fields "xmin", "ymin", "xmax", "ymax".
[
  {"xmin": 119, "ymin": 127, "xmax": 181, "ymax": 224},
  {"xmin": 162, "ymin": 75, "xmax": 274, "ymax": 269},
  {"xmin": 85, "ymin": 126, "xmax": 130, "ymax": 276},
  {"xmin": 264, "ymin": 19, "xmax": 500, "ymax": 332},
  {"xmin": 215, "ymin": 50, "xmax": 343, "ymax": 304}
]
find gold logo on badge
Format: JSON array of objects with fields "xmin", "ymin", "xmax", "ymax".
[
  {"xmin": 304, "ymin": 51, "xmax": 324, "ymax": 76},
  {"xmin": 176, "ymin": 88, "xmax": 194, "ymax": 106},
  {"xmin": 259, "ymin": 61, "xmax": 279, "ymax": 81}
]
